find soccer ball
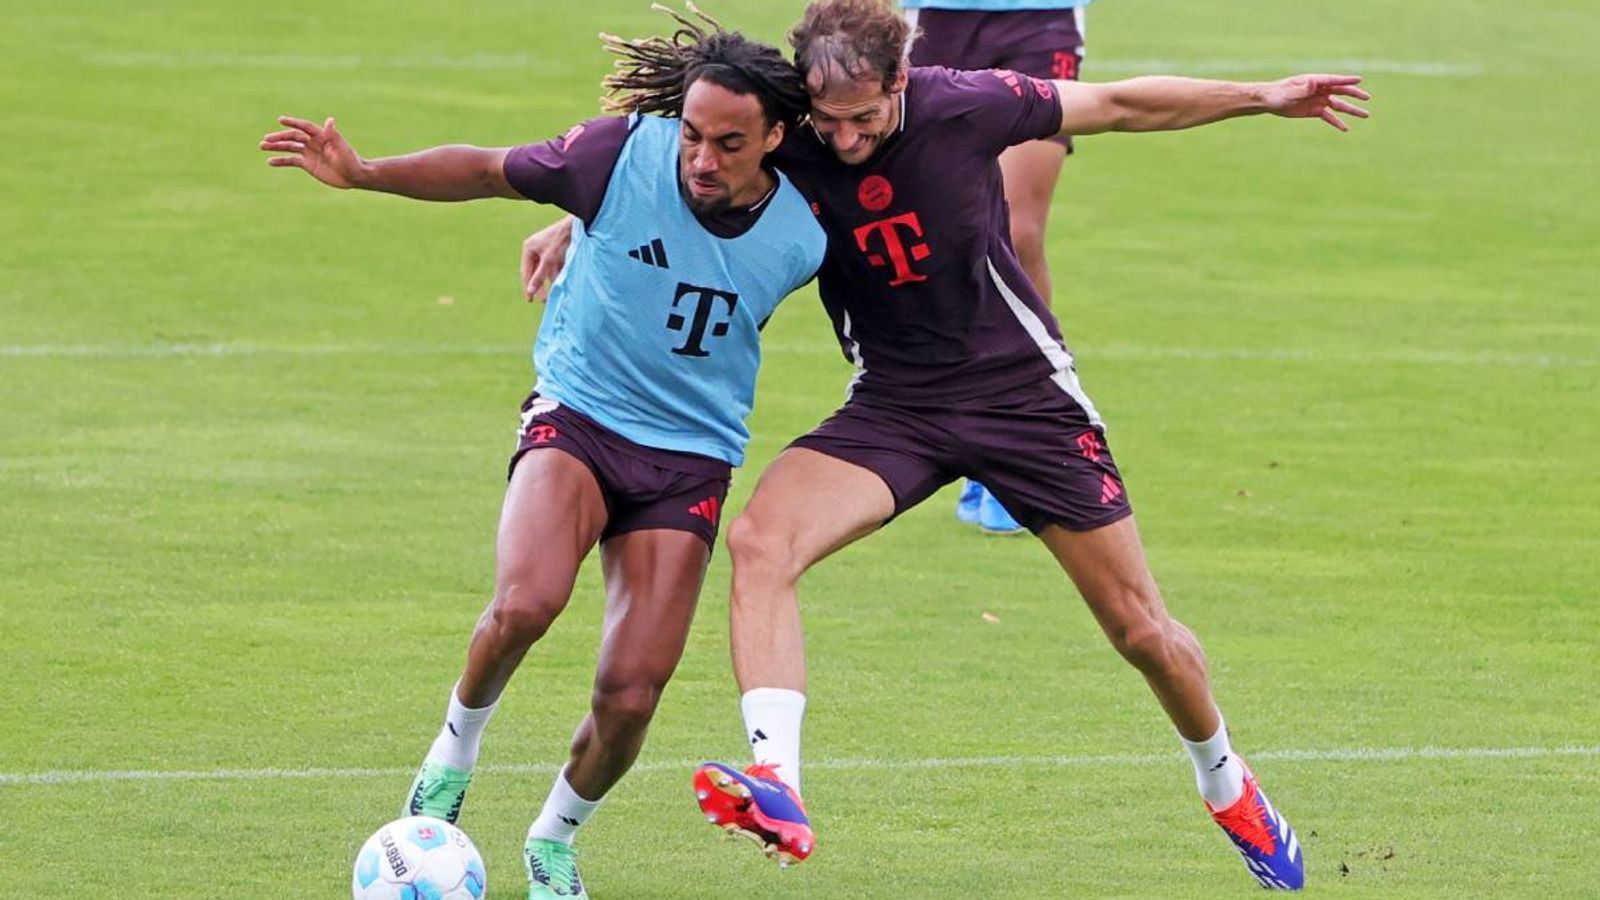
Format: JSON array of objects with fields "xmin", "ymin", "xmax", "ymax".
[{"xmin": 352, "ymin": 816, "xmax": 486, "ymax": 900}]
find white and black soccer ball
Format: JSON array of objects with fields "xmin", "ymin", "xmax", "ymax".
[{"xmin": 352, "ymin": 815, "xmax": 486, "ymax": 900}]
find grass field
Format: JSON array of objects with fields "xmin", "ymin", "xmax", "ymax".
[{"xmin": 3, "ymin": 0, "xmax": 1597, "ymax": 896}]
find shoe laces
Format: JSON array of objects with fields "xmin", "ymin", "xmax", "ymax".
[
  {"xmin": 745, "ymin": 763, "xmax": 804, "ymax": 803},
  {"xmin": 1210, "ymin": 778, "xmax": 1276, "ymax": 856},
  {"xmin": 420, "ymin": 762, "xmax": 470, "ymax": 793},
  {"xmin": 745, "ymin": 763, "xmax": 784, "ymax": 783},
  {"xmin": 528, "ymin": 841, "xmax": 582, "ymax": 891},
  {"xmin": 416, "ymin": 764, "xmax": 469, "ymax": 816}
]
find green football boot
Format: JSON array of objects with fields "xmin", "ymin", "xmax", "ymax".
[
  {"xmin": 404, "ymin": 758, "xmax": 473, "ymax": 824},
  {"xmin": 525, "ymin": 837, "xmax": 588, "ymax": 900}
]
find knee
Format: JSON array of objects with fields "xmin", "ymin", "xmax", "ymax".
[
  {"xmin": 726, "ymin": 513, "xmax": 798, "ymax": 585},
  {"xmin": 485, "ymin": 581, "xmax": 564, "ymax": 646},
  {"xmin": 1007, "ymin": 214, "xmax": 1048, "ymax": 267},
  {"xmin": 1106, "ymin": 611, "xmax": 1178, "ymax": 674},
  {"xmin": 590, "ymin": 679, "xmax": 663, "ymax": 734}
]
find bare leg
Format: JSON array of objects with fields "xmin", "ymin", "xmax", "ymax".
[
  {"xmin": 1043, "ymin": 521, "xmax": 1309, "ymax": 887},
  {"xmin": 563, "ymin": 529, "xmax": 711, "ymax": 800},
  {"xmin": 1039, "ymin": 516, "xmax": 1221, "ymax": 740},
  {"xmin": 725, "ymin": 448, "xmax": 896, "ymax": 693},
  {"xmin": 455, "ymin": 449, "xmax": 607, "ymax": 708},
  {"xmin": 998, "ymin": 139, "xmax": 1068, "ymax": 306}
]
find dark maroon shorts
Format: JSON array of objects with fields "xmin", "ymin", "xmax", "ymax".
[
  {"xmin": 789, "ymin": 380, "xmax": 1131, "ymax": 534},
  {"xmin": 509, "ymin": 393, "xmax": 732, "ymax": 548},
  {"xmin": 907, "ymin": 6, "xmax": 1086, "ymax": 150}
]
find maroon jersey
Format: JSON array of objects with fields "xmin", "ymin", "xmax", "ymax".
[
  {"xmin": 773, "ymin": 66, "xmax": 1099, "ymax": 419},
  {"xmin": 504, "ymin": 115, "xmax": 779, "ymax": 238},
  {"xmin": 504, "ymin": 116, "xmax": 632, "ymax": 224}
]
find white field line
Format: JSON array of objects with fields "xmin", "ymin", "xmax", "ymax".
[
  {"xmin": 0, "ymin": 343, "xmax": 525, "ymax": 359},
  {"xmin": 1089, "ymin": 345, "xmax": 1600, "ymax": 369},
  {"xmin": 2, "ymin": 744, "xmax": 1596, "ymax": 788},
  {"xmin": 81, "ymin": 52, "xmax": 1483, "ymax": 77},
  {"xmin": 2, "ymin": 342, "xmax": 1595, "ymax": 369}
]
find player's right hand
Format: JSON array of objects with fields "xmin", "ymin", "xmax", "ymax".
[
  {"xmin": 261, "ymin": 115, "xmax": 365, "ymax": 189},
  {"xmin": 521, "ymin": 217, "xmax": 575, "ymax": 303}
]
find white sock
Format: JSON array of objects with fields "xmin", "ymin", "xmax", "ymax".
[
  {"xmin": 527, "ymin": 769, "xmax": 603, "ymax": 846},
  {"xmin": 740, "ymin": 688, "xmax": 806, "ymax": 793},
  {"xmin": 1181, "ymin": 720, "xmax": 1246, "ymax": 809},
  {"xmin": 425, "ymin": 683, "xmax": 498, "ymax": 771}
]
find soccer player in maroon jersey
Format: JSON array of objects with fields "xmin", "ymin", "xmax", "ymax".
[{"xmin": 520, "ymin": 0, "xmax": 1367, "ymax": 888}]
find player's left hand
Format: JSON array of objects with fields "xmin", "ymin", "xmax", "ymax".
[{"xmin": 1263, "ymin": 75, "xmax": 1370, "ymax": 131}]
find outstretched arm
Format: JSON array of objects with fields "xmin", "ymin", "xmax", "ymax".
[
  {"xmin": 1054, "ymin": 74, "xmax": 1370, "ymax": 136},
  {"xmin": 260, "ymin": 115, "xmax": 524, "ymax": 201}
]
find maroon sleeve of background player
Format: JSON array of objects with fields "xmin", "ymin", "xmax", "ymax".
[
  {"xmin": 927, "ymin": 66, "xmax": 1064, "ymax": 155},
  {"xmin": 502, "ymin": 115, "xmax": 633, "ymax": 224}
]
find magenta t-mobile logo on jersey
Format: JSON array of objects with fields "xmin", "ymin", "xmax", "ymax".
[
  {"xmin": 853, "ymin": 212, "xmax": 932, "ymax": 287},
  {"xmin": 667, "ymin": 282, "xmax": 740, "ymax": 357}
]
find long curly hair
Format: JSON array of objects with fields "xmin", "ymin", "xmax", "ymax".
[{"xmin": 601, "ymin": 3, "xmax": 811, "ymax": 130}]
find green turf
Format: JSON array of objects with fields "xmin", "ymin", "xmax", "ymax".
[{"xmin": 2, "ymin": 0, "xmax": 1596, "ymax": 896}]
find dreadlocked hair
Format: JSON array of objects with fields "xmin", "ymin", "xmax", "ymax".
[{"xmin": 600, "ymin": 3, "xmax": 810, "ymax": 130}]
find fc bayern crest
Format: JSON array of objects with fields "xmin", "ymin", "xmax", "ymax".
[{"xmin": 857, "ymin": 175, "xmax": 893, "ymax": 212}]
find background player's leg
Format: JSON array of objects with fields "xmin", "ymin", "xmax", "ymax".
[
  {"xmin": 960, "ymin": 139, "xmax": 1068, "ymax": 533},
  {"xmin": 998, "ymin": 138, "xmax": 1069, "ymax": 308}
]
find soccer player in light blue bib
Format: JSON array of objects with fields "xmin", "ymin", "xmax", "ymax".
[
  {"xmin": 260, "ymin": 8, "xmax": 823, "ymax": 898},
  {"xmin": 533, "ymin": 110, "xmax": 821, "ymax": 465}
]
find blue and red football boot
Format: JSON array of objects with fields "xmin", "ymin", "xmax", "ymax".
[
  {"xmin": 692, "ymin": 762, "xmax": 814, "ymax": 866},
  {"xmin": 1208, "ymin": 762, "xmax": 1304, "ymax": 890}
]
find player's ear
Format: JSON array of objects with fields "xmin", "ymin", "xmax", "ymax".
[
  {"xmin": 888, "ymin": 67, "xmax": 909, "ymax": 96},
  {"xmin": 763, "ymin": 120, "xmax": 786, "ymax": 153}
]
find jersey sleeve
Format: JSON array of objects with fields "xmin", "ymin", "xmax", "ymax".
[
  {"xmin": 502, "ymin": 115, "xmax": 633, "ymax": 224},
  {"xmin": 924, "ymin": 66, "xmax": 1064, "ymax": 156}
]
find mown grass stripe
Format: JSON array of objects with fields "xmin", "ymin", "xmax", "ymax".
[
  {"xmin": 3, "ymin": 343, "xmax": 1593, "ymax": 368},
  {"xmin": 4, "ymin": 744, "xmax": 1594, "ymax": 787}
]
